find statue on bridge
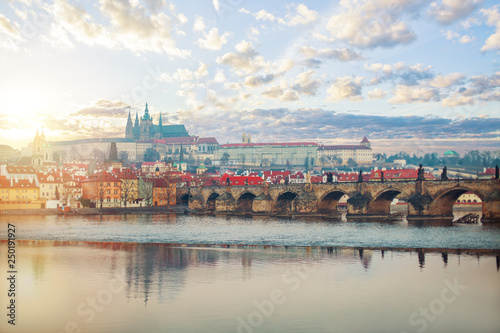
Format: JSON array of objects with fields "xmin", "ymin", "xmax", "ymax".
[
  {"xmin": 358, "ymin": 170, "xmax": 363, "ymax": 183},
  {"xmin": 440, "ymin": 166, "xmax": 449, "ymax": 181},
  {"xmin": 417, "ymin": 164, "xmax": 425, "ymax": 181},
  {"xmin": 326, "ymin": 172, "xmax": 333, "ymax": 183},
  {"xmin": 226, "ymin": 177, "xmax": 230, "ymax": 186},
  {"xmin": 380, "ymin": 171, "xmax": 384, "ymax": 182},
  {"xmin": 496, "ymin": 165, "xmax": 499, "ymax": 180}
]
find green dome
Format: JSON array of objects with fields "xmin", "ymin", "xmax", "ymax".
[{"xmin": 444, "ymin": 150, "xmax": 459, "ymax": 156}]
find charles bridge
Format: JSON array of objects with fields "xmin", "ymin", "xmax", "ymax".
[{"xmin": 177, "ymin": 179, "xmax": 500, "ymax": 222}]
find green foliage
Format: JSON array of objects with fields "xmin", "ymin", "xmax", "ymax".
[{"xmin": 144, "ymin": 148, "xmax": 159, "ymax": 162}]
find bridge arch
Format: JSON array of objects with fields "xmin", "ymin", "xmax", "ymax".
[
  {"xmin": 369, "ymin": 188, "xmax": 411, "ymax": 215},
  {"xmin": 179, "ymin": 193, "xmax": 192, "ymax": 205},
  {"xmin": 206, "ymin": 192, "xmax": 220, "ymax": 211},
  {"xmin": 429, "ymin": 186, "xmax": 484, "ymax": 217},
  {"xmin": 275, "ymin": 191, "xmax": 299, "ymax": 213},
  {"xmin": 236, "ymin": 192, "xmax": 257, "ymax": 213},
  {"xmin": 318, "ymin": 191, "xmax": 348, "ymax": 213}
]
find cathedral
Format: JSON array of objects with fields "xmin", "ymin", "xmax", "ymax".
[{"xmin": 125, "ymin": 103, "xmax": 189, "ymax": 140}]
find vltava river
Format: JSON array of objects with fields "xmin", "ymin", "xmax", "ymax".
[{"xmin": 0, "ymin": 214, "xmax": 499, "ymax": 333}]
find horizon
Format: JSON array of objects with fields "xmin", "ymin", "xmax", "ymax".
[{"xmin": 1, "ymin": 0, "xmax": 500, "ymax": 155}]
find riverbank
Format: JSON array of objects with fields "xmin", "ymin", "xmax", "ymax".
[{"xmin": 0, "ymin": 205, "xmax": 192, "ymax": 216}]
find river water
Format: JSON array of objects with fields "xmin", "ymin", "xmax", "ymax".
[{"xmin": 0, "ymin": 214, "xmax": 499, "ymax": 333}]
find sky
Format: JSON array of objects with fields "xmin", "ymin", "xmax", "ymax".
[{"xmin": 0, "ymin": 0, "xmax": 499, "ymax": 154}]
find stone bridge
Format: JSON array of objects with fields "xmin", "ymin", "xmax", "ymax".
[{"xmin": 177, "ymin": 179, "xmax": 500, "ymax": 222}]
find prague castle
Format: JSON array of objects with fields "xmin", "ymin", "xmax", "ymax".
[{"xmin": 125, "ymin": 103, "xmax": 189, "ymax": 140}]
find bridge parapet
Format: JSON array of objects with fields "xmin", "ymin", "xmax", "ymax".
[{"xmin": 177, "ymin": 179, "xmax": 500, "ymax": 221}]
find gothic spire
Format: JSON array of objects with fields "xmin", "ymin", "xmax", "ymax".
[{"xmin": 145, "ymin": 103, "xmax": 149, "ymax": 115}]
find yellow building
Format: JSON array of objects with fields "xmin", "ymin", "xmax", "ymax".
[{"xmin": 0, "ymin": 176, "xmax": 45, "ymax": 210}]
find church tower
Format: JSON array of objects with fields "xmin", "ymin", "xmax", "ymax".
[
  {"xmin": 32, "ymin": 130, "xmax": 53, "ymax": 168},
  {"xmin": 125, "ymin": 110, "xmax": 134, "ymax": 139},
  {"xmin": 133, "ymin": 111, "xmax": 140, "ymax": 140},
  {"xmin": 157, "ymin": 112, "xmax": 163, "ymax": 139},
  {"xmin": 140, "ymin": 103, "xmax": 153, "ymax": 140}
]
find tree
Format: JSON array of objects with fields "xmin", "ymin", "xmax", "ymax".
[
  {"xmin": 55, "ymin": 185, "xmax": 60, "ymax": 200},
  {"xmin": 119, "ymin": 151, "xmax": 129, "ymax": 164},
  {"xmin": 286, "ymin": 159, "xmax": 291, "ymax": 170},
  {"xmin": 204, "ymin": 157, "xmax": 212, "ymax": 166},
  {"xmin": 121, "ymin": 179, "xmax": 136, "ymax": 207},
  {"xmin": 139, "ymin": 178, "xmax": 153, "ymax": 206},
  {"xmin": 304, "ymin": 157, "xmax": 309, "ymax": 171},
  {"xmin": 144, "ymin": 148, "xmax": 159, "ymax": 162},
  {"xmin": 347, "ymin": 158, "xmax": 357, "ymax": 168},
  {"xmin": 221, "ymin": 153, "xmax": 230, "ymax": 165},
  {"xmin": 92, "ymin": 181, "xmax": 106, "ymax": 209}
]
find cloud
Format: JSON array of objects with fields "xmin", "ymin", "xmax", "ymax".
[
  {"xmin": 368, "ymin": 88, "xmax": 387, "ymax": 99},
  {"xmin": 217, "ymin": 40, "xmax": 267, "ymax": 74},
  {"xmin": 480, "ymin": 5, "xmax": 500, "ymax": 52},
  {"xmin": 429, "ymin": 0, "xmax": 483, "ymax": 24},
  {"xmin": 197, "ymin": 28, "xmax": 230, "ymax": 50},
  {"xmin": 429, "ymin": 72, "xmax": 465, "ymax": 88},
  {"xmin": 365, "ymin": 62, "xmax": 434, "ymax": 85},
  {"xmin": 249, "ymin": 4, "xmax": 317, "ymax": 26},
  {"xmin": 299, "ymin": 46, "xmax": 364, "ymax": 64},
  {"xmin": 326, "ymin": 0, "xmax": 419, "ymax": 49},
  {"xmin": 326, "ymin": 76, "xmax": 364, "ymax": 102},
  {"xmin": 193, "ymin": 15, "xmax": 206, "ymax": 32},
  {"xmin": 0, "ymin": 13, "xmax": 20, "ymax": 37},
  {"xmin": 254, "ymin": 9, "xmax": 277, "ymax": 22},
  {"xmin": 443, "ymin": 30, "xmax": 476, "ymax": 43},
  {"xmin": 72, "ymin": 100, "xmax": 130, "ymax": 118},
  {"xmin": 177, "ymin": 107, "xmax": 500, "ymax": 145},
  {"xmin": 262, "ymin": 84, "xmax": 299, "ymax": 101},
  {"xmin": 292, "ymin": 70, "xmax": 320, "ymax": 96},
  {"xmin": 442, "ymin": 94, "xmax": 474, "ymax": 107},
  {"xmin": 285, "ymin": 3, "xmax": 318, "ymax": 26},
  {"xmin": 389, "ymin": 85, "xmax": 440, "ymax": 104},
  {"xmin": 46, "ymin": 0, "xmax": 190, "ymax": 57}
]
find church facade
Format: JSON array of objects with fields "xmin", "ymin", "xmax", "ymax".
[{"xmin": 125, "ymin": 103, "xmax": 189, "ymax": 140}]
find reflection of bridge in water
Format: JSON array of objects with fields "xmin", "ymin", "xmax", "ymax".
[{"xmin": 178, "ymin": 179, "xmax": 500, "ymax": 222}]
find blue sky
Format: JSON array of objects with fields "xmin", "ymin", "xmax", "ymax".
[{"xmin": 0, "ymin": 0, "xmax": 499, "ymax": 154}]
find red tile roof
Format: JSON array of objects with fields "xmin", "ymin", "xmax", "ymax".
[
  {"xmin": 163, "ymin": 136, "xmax": 199, "ymax": 144},
  {"xmin": 361, "ymin": 136, "xmax": 370, "ymax": 143},
  {"xmin": 5, "ymin": 166, "xmax": 37, "ymax": 174},
  {"xmin": 198, "ymin": 137, "xmax": 219, "ymax": 144},
  {"xmin": 82, "ymin": 171, "xmax": 121, "ymax": 183},
  {"xmin": 319, "ymin": 145, "xmax": 371, "ymax": 150},
  {"xmin": 221, "ymin": 142, "xmax": 318, "ymax": 148}
]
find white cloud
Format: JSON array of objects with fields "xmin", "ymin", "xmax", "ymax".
[
  {"xmin": 213, "ymin": 69, "xmax": 227, "ymax": 83},
  {"xmin": 212, "ymin": 0, "xmax": 220, "ymax": 12},
  {"xmin": 262, "ymin": 83, "xmax": 299, "ymax": 101},
  {"xmin": 300, "ymin": 46, "xmax": 364, "ymax": 62},
  {"xmin": 217, "ymin": 40, "xmax": 267, "ymax": 74},
  {"xmin": 368, "ymin": 88, "xmax": 387, "ymax": 99},
  {"xmin": 254, "ymin": 9, "xmax": 276, "ymax": 22},
  {"xmin": 45, "ymin": 0, "xmax": 190, "ymax": 57},
  {"xmin": 429, "ymin": 0, "xmax": 483, "ymax": 24},
  {"xmin": 193, "ymin": 15, "xmax": 206, "ymax": 32},
  {"xmin": 442, "ymin": 94, "xmax": 474, "ymax": 107},
  {"xmin": 480, "ymin": 5, "xmax": 500, "ymax": 52},
  {"xmin": 292, "ymin": 70, "xmax": 320, "ymax": 96},
  {"xmin": 197, "ymin": 28, "xmax": 230, "ymax": 50},
  {"xmin": 459, "ymin": 35, "xmax": 475, "ymax": 43},
  {"xmin": 285, "ymin": 4, "xmax": 318, "ymax": 26},
  {"xmin": 326, "ymin": 0, "xmax": 418, "ymax": 49},
  {"xmin": 195, "ymin": 61, "xmax": 208, "ymax": 78},
  {"xmin": 0, "ymin": 13, "xmax": 20, "ymax": 37},
  {"xmin": 429, "ymin": 73, "xmax": 465, "ymax": 88},
  {"xmin": 326, "ymin": 76, "xmax": 364, "ymax": 102},
  {"xmin": 443, "ymin": 30, "xmax": 476, "ymax": 43},
  {"xmin": 177, "ymin": 13, "xmax": 188, "ymax": 25},
  {"xmin": 389, "ymin": 85, "xmax": 440, "ymax": 104}
]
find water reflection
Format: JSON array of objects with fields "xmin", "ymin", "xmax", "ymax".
[{"xmin": 1, "ymin": 240, "xmax": 499, "ymax": 333}]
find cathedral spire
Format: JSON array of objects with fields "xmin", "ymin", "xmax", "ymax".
[
  {"xmin": 159, "ymin": 112, "xmax": 162, "ymax": 126},
  {"xmin": 145, "ymin": 103, "xmax": 149, "ymax": 115}
]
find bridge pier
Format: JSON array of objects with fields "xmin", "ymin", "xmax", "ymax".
[{"xmin": 483, "ymin": 195, "xmax": 500, "ymax": 223}]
